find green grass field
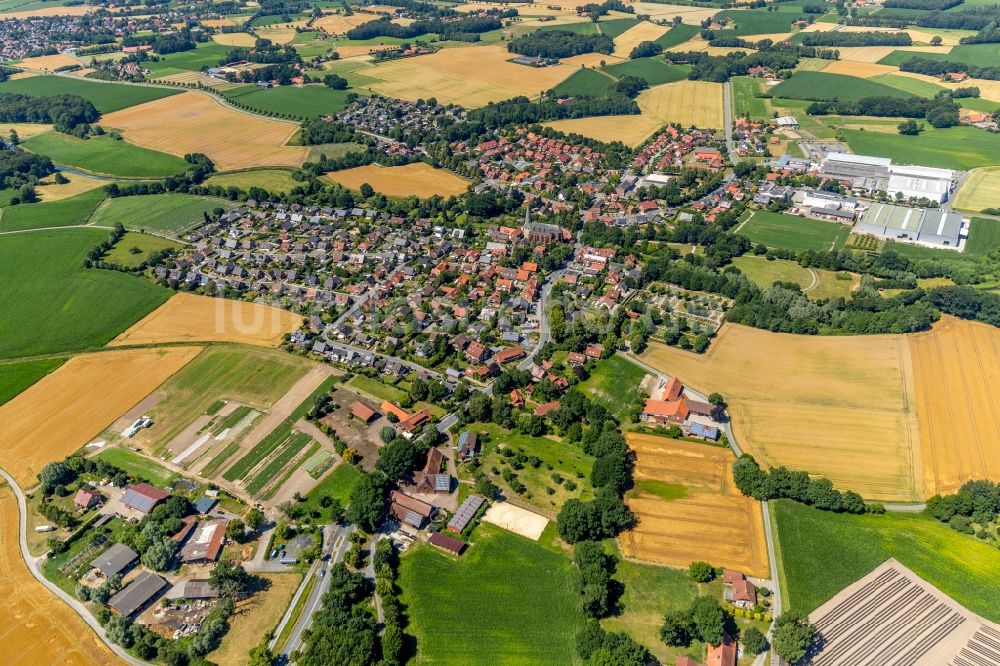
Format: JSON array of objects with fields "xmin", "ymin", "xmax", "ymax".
[
  {"xmin": 771, "ymin": 71, "xmax": 913, "ymax": 102},
  {"xmin": 0, "ymin": 76, "xmax": 179, "ymax": 113},
  {"xmin": 842, "ymin": 126, "xmax": 1000, "ymax": 170},
  {"xmin": 602, "ymin": 59, "xmax": 689, "ymax": 86},
  {"xmin": 551, "ymin": 68, "xmax": 615, "ymax": 97},
  {"xmin": 732, "ymin": 255, "xmax": 858, "ymax": 300},
  {"xmin": 715, "ymin": 7, "xmax": 809, "ymax": 35},
  {"xmin": 738, "ymin": 210, "xmax": 851, "ymax": 252},
  {"xmin": 964, "ymin": 217, "xmax": 1000, "ymax": 255},
  {"xmin": 869, "ymin": 73, "xmax": 946, "ymax": 97},
  {"xmin": 221, "ymin": 84, "xmax": 353, "ymax": 119},
  {"xmin": 772, "ymin": 499, "xmax": 1000, "ymax": 622},
  {"xmin": 146, "ymin": 42, "xmax": 232, "ymax": 78},
  {"xmin": 0, "ymin": 229, "xmax": 168, "ymax": 358},
  {"xmin": 89, "ymin": 193, "xmax": 235, "ymax": 236},
  {"xmin": 0, "ymin": 187, "xmax": 105, "ymax": 232},
  {"xmin": 298, "ymin": 463, "xmax": 362, "ymax": 520},
  {"xmin": 0, "ymin": 358, "xmax": 64, "ymax": 405},
  {"xmin": 146, "ymin": 346, "xmax": 313, "ymax": 453},
  {"xmin": 468, "ymin": 422, "xmax": 595, "ymax": 513},
  {"xmin": 577, "ymin": 354, "xmax": 648, "ymax": 420},
  {"xmin": 603, "ymin": 557, "xmax": 719, "ymax": 664},
  {"xmin": 95, "ymin": 447, "xmax": 179, "ymax": 486},
  {"xmin": 205, "ymin": 169, "xmax": 302, "ymax": 193},
  {"xmin": 732, "ymin": 76, "xmax": 770, "ymax": 118},
  {"xmin": 596, "ymin": 17, "xmax": 641, "ymax": 38},
  {"xmin": 105, "ymin": 232, "xmax": 183, "ymax": 267},
  {"xmin": 345, "ymin": 374, "xmax": 406, "ymax": 403},
  {"xmin": 22, "ymin": 132, "xmax": 187, "ymax": 178},
  {"xmin": 654, "ymin": 23, "xmax": 699, "ymax": 48},
  {"xmin": 399, "ymin": 523, "xmax": 586, "ymax": 664},
  {"xmin": 878, "ymin": 42, "xmax": 1000, "ymax": 67}
]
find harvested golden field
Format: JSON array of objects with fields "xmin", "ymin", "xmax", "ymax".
[
  {"xmin": 0, "ymin": 485, "xmax": 125, "ymax": 665},
  {"xmin": 546, "ymin": 113, "xmax": 661, "ymax": 146},
  {"xmin": 35, "ymin": 171, "xmax": 107, "ymax": 202},
  {"xmin": 101, "ymin": 92, "xmax": 307, "ymax": 170},
  {"xmin": 326, "ymin": 162, "xmax": 470, "ymax": 198},
  {"xmin": 623, "ymin": 1, "xmax": 719, "ymax": 22},
  {"xmin": 561, "ymin": 53, "xmax": 625, "ymax": 67},
  {"xmin": 620, "ymin": 435, "xmax": 769, "ymax": 577},
  {"xmin": 821, "ymin": 60, "xmax": 898, "ymax": 78},
  {"xmin": 361, "ymin": 45, "xmax": 575, "ymax": 107},
  {"xmin": 314, "ymin": 12, "xmax": 379, "ymax": 33},
  {"xmin": 545, "ymin": 80, "xmax": 724, "ymax": 146},
  {"xmin": 209, "ymin": 572, "xmax": 301, "ymax": 666},
  {"xmin": 0, "ymin": 122, "xmax": 51, "ymax": 140},
  {"xmin": 255, "ymin": 22, "xmax": 308, "ymax": 44},
  {"xmin": 910, "ymin": 316, "xmax": 1000, "ymax": 496},
  {"xmin": 0, "ymin": 4, "xmax": 89, "ymax": 18},
  {"xmin": 954, "ymin": 167, "xmax": 1000, "ymax": 212},
  {"xmin": 18, "ymin": 53, "xmax": 81, "ymax": 71},
  {"xmin": 830, "ymin": 45, "xmax": 952, "ymax": 63},
  {"xmin": 638, "ymin": 324, "xmax": 922, "ymax": 501},
  {"xmin": 110, "ymin": 292, "xmax": 303, "ymax": 348},
  {"xmin": 612, "ymin": 20, "xmax": 668, "ymax": 58},
  {"xmin": 201, "ymin": 17, "xmax": 247, "ymax": 28},
  {"xmin": 639, "ymin": 79, "xmax": 724, "ymax": 128},
  {"xmin": 333, "ymin": 44, "xmax": 396, "ymax": 58},
  {"xmin": 0, "ymin": 347, "xmax": 201, "ymax": 487},
  {"xmin": 212, "ymin": 32, "xmax": 257, "ymax": 47}
]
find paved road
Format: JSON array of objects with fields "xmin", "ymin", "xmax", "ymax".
[
  {"xmin": 723, "ymin": 81, "xmax": 738, "ymax": 166},
  {"xmin": 0, "ymin": 468, "xmax": 152, "ymax": 666},
  {"xmin": 364, "ymin": 536, "xmax": 385, "ymax": 629},
  {"xmin": 274, "ymin": 523, "xmax": 355, "ymax": 661}
]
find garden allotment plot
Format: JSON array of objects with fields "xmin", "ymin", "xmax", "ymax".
[
  {"xmin": 639, "ymin": 324, "xmax": 922, "ymax": 501},
  {"xmin": 621, "ymin": 435, "xmax": 769, "ymax": 578}
]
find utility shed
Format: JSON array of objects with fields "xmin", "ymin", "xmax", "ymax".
[
  {"xmin": 90, "ymin": 543, "xmax": 138, "ymax": 578},
  {"xmin": 108, "ymin": 570, "xmax": 168, "ymax": 617}
]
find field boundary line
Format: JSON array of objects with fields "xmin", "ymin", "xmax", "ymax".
[{"xmin": 0, "ymin": 467, "xmax": 153, "ymax": 666}]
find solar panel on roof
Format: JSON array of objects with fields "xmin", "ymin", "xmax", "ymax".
[
  {"xmin": 404, "ymin": 510, "xmax": 423, "ymax": 527},
  {"xmin": 434, "ymin": 475, "xmax": 450, "ymax": 491},
  {"xmin": 122, "ymin": 488, "xmax": 160, "ymax": 514}
]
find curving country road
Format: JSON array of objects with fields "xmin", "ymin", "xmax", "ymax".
[{"xmin": 0, "ymin": 467, "xmax": 153, "ymax": 666}]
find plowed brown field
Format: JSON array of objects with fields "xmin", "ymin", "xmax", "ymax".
[
  {"xmin": 0, "ymin": 347, "xmax": 202, "ymax": 487},
  {"xmin": 911, "ymin": 316, "xmax": 1000, "ymax": 495},
  {"xmin": 638, "ymin": 324, "xmax": 922, "ymax": 501},
  {"xmin": 0, "ymin": 484, "xmax": 125, "ymax": 665},
  {"xmin": 620, "ymin": 435, "xmax": 769, "ymax": 577},
  {"xmin": 109, "ymin": 293, "xmax": 303, "ymax": 348}
]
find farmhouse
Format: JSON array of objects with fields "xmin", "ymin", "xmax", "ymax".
[
  {"xmin": 641, "ymin": 398, "xmax": 689, "ymax": 424},
  {"xmin": 108, "ymin": 570, "xmax": 168, "ymax": 617},
  {"xmin": 706, "ymin": 634, "xmax": 737, "ymax": 666},
  {"xmin": 389, "ymin": 490, "xmax": 434, "ymax": 529},
  {"xmin": 414, "ymin": 447, "xmax": 451, "ymax": 494},
  {"xmin": 74, "ymin": 488, "xmax": 103, "ymax": 510},
  {"xmin": 456, "ymin": 431, "xmax": 479, "ymax": 461},
  {"xmin": 178, "ymin": 519, "xmax": 228, "ymax": 563},
  {"xmin": 857, "ymin": 202, "xmax": 964, "ymax": 249},
  {"xmin": 90, "ymin": 543, "xmax": 139, "ymax": 578},
  {"xmin": 120, "ymin": 483, "xmax": 170, "ymax": 516}
]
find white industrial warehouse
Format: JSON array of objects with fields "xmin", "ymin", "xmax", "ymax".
[
  {"xmin": 857, "ymin": 202, "xmax": 966, "ymax": 249},
  {"xmin": 820, "ymin": 153, "xmax": 956, "ymax": 204}
]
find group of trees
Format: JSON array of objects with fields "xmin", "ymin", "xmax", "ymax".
[
  {"xmin": 576, "ymin": 622, "xmax": 657, "ymax": 665},
  {"xmin": 848, "ymin": 5, "xmax": 1000, "ymax": 31},
  {"xmin": 573, "ymin": 540, "xmax": 619, "ymax": 619},
  {"xmin": 629, "ymin": 40, "xmax": 663, "ymax": 59},
  {"xmin": 222, "ymin": 38, "xmax": 299, "ymax": 66},
  {"xmin": 0, "ymin": 150, "xmax": 55, "ymax": 201},
  {"xmin": 732, "ymin": 455, "xmax": 872, "ymax": 514},
  {"xmin": 508, "ymin": 30, "xmax": 614, "ymax": 58},
  {"xmin": 347, "ymin": 14, "xmax": 501, "ymax": 41},
  {"xmin": 806, "ymin": 94, "xmax": 960, "ymax": 128},
  {"xmin": 470, "ymin": 93, "xmax": 640, "ymax": 127},
  {"xmin": 900, "ymin": 56, "xmax": 1000, "ymax": 81},
  {"xmin": 659, "ymin": 596, "xmax": 729, "ymax": 648},
  {"xmin": 295, "ymin": 563, "xmax": 383, "ymax": 665},
  {"xmin": 924, "ymin": 479, "xmax": 1000, "ymax": 536},
  {"xmin": 884, "ymin": 0, "xmax": 962, "ymax": 9},
  {"xmin": 0, "ymin": 92, "xmax": 100, "ymax": 133},
  {"xmin": 800, "ymin": 30, "xmax": 911, "ymax": 46}
]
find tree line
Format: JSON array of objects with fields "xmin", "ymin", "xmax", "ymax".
[
  {"xmin": 508, "ymin": 30, "xmax": 614, "ymax": 58},
  {"xmin": 800, "ymin": 30, "xmax": 912, "ymax": 46},
  {"xmin": 806, "ymin": 94, "xmax": 961, "ymax": 128},
  {"xmin": 901, "ymin": 56, "xmax": 1000, "ymax": 80},
  {"xmin": 0, "ymin": 92, "xmax": 99, "ymax": 133}
]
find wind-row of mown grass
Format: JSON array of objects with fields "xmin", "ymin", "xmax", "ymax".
[
  {"xmin": 773, "ymin": 499, "xmax": 1000, "ymax": 622},
  {"xmin": 221, "ymin": 375, "xmax": 339, "ymax": 481},
  {"xmin": 244, "ymin": 432, "xmax": 315, "ymax": 496}
]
